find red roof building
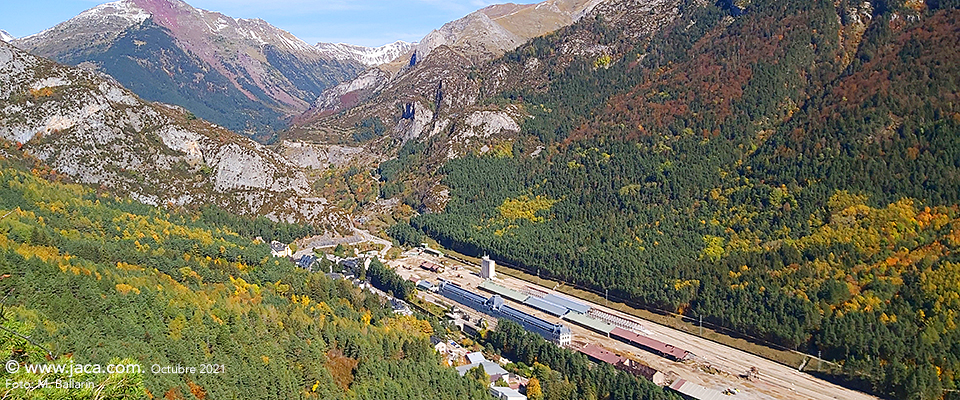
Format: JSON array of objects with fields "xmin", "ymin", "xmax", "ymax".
[
  {"xmin": 610, "ymin": 327, "xmax": 691, "ymax": 361},
  {"xmin": 578, "ymin": 344, "xmax": 625, "ymax": 365}
]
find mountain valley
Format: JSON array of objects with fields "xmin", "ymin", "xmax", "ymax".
[{"xmin": 2, "ymin": 0, "xmax": 960, "ymax": 399}]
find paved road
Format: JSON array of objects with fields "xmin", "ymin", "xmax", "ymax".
[
  {"xmin": 352, "ymin": 228, "xmax": 392, "ymax": 258},
  {"xmin": 291, "ymin": 228, "xmax": 392, "ymax": 260}
]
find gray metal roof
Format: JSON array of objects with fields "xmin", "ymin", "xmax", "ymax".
[
  {"xmin": 479, "ymin": 280, "xmax": 529, "ymax": 303},
  {"xmin": 491, "ymin": 386, "xmax": 526, "ymax": 400},
  {"xmin": 523, "ymin": 296, "xmax": 569, "ymax": 317},
  {"xmin": 297, "ymin": 255, "xmax": 316, "ymax": 269},
  {"xmin": 669, "ymin": 379, "xmax": 730, "ymax": 400},
  {"xmin": 543, "ymin": 293, "xmax": 591, "ymax": 314},
  {"xmin": 562, "ymin": 312, "xmax": 615, "ymax": 334},
  {"xmin": 456, "ymin": 361, "xmax": 508, "ymax": 378},
  {"xmin": 466, "ymin": 352, "xmax": 485, "ymax": 364}
]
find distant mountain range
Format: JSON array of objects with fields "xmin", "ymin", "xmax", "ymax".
[
  {"xmin": 290, "ymin": 0, "xmax": 620, "ymax": 144},
  {"xmin": 7, "ymin": 0, "xmax": 610, "ymax": 142},
  {"xmin": 316, "ymin": 41, "xmax": 416, "ymax": 67},
  {"xmin": 13, "ymin": 0, "xmax": 365, "ymax": 140}
]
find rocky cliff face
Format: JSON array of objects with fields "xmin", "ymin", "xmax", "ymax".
[
  {"xmin": 290, "ymin": 44, "xmax": 494, "ymax": 150},
  {"xmin": 0, "ymin": 41, "xmax": 344, "ymax": 225},
  {"xmin": 13, "ymin": 0, "xmax": 364, "ymax": 140}
]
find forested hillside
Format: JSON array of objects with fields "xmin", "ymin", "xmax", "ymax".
[
  {"xmin": 402, "ymin": 0, "xmax": 960, "ymax": 398},
  {"xmin": 0, "ymin": 154, "xmax": 487, "ymax": 399}
]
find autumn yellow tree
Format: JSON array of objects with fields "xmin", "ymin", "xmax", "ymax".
[{"xmin": 526, "ymin": 377, "xmax": 543, "ymax": 400}]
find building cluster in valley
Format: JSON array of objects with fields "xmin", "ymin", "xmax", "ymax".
[
  {"xmin": 271, "ymin": 238, "xmax": 739, "ymax": 400},
  {"xmin": 437, "ymin": 280, "xmax": 573, "ymax": 346},
  {"xmin": 401, "ymin": 252, "xmax": 749, "ymax": 400}
]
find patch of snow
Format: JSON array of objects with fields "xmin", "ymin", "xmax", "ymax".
[
  {"xmin": 215, "ymin": 17, "xmax": 228, "ymax": 32},
  {"xmin": 20, "ymin": 0, "xmax": 150, "ymax": 41},
  {"xmin": 274, "ymin": 31, "xmax": 313, "ymax": 53},
  {"xmin": 83, "ymin": 0, "xmax": 150, "ymax": 24},
  {"xmin": 0, "ymin": 30, "xmax": 14, "ymax": 43},
  {"xmin": 247, "ymin": 30, "xmax": 266, "ymax": 45}
]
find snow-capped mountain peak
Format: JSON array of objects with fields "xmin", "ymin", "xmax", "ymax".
[
  {"xmin": 80, "ymin": 0, "xmax": 151, "ymax": 25},
  {"xmin": 0, "ymin": 30, "xmax": 13, "ymax": 43},
  {"xmin": 19, "ymin": 0, "xmax": 150, "ymax": 42},
  {"xmin": 316, "ymin": 40, "xmax": 415, "ymax": 67}
]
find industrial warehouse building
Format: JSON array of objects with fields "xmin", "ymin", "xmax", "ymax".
[
  {"xmin": 437, "ymin": 282, "xmax": 572, "ymax": 346},
  {"xmin": 479, "ymin": 280, "xmax": 528, "ymax": 303},
  {"xmin": 541, "ymin": 293, "xmax": 591, "ymax": 314},
  {"xmin": 562, "ymin": 312, "xmax": 615, "ymax": 335},
  {"xmin": 610, "ymin": 327, "xmax": 692, "ymax": 361}
]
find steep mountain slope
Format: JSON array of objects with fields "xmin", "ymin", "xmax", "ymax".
[
  {"xmin": 0, "ymin": 161, "xmax": 489, "ymax": 399},
  {"xmin": 414, "ymin": 0, "xmax": 604, "ymax": 63},
  {"xmin": 0, "ymin": 41, "xmax": 342, "ymax": 225},
  {"xmin": 399, "ymin": 0, "xmax": 960, "ymax": 398},
  {"xmin": 13, "ymin": 0, "xmax": 364, "ymax": 140},
  {"xmin": 0, "ymin": 30, "xmax": 13, "ymax": 43},
  {"xmin": 316, "ymin": 40, "xmax": 415, "ymax": 67},
  {"xmin": 288, "ymin": 0, "xmax": 677, "ymax": 158}
]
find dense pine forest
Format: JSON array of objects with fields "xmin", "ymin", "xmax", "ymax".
[
  {"xmin": 397, "ymin": 0, "xmax": 960, "ymax": 398},
  {"xmin": 0, "ymin": 153, "xmax": 489, "ymax": 399}
]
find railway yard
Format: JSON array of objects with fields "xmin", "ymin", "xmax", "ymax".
[{"xmin": 386, "ymin": 251, "xmax": 879, "ymax": 400}]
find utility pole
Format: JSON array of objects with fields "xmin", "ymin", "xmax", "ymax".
[
  {"xmin": 605, "ymin": 288, "xmax": 608, "ymax": 306},
  {"xmin": 699, "ymin": 315, "xmax": 703, "ymax": 336},
  {"xmin": 817, "ymin": 350, "xmax": 822, "ymax": 372}
]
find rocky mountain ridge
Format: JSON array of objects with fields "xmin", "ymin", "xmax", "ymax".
[
  {"xmin": 0, "ymin": 30, "xmax": 13, "ymax": 43},
  {"xmin": 316, "ymin": 40, "xmax": 416, "ymax": 67},
  {"xmin": 0, "ymin": 41, "xmax": 345, "ymax": 226},
  {"xmin": 13, "ymin": 0, "xmax": 364, "ymax": 140},
  {"xmin": 288, "ymin": 0, "xmax": 680, "ymax": 164},
  {"xmin": 413, "ymin": 0, "xmax": 605, "ymax": 63}
]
